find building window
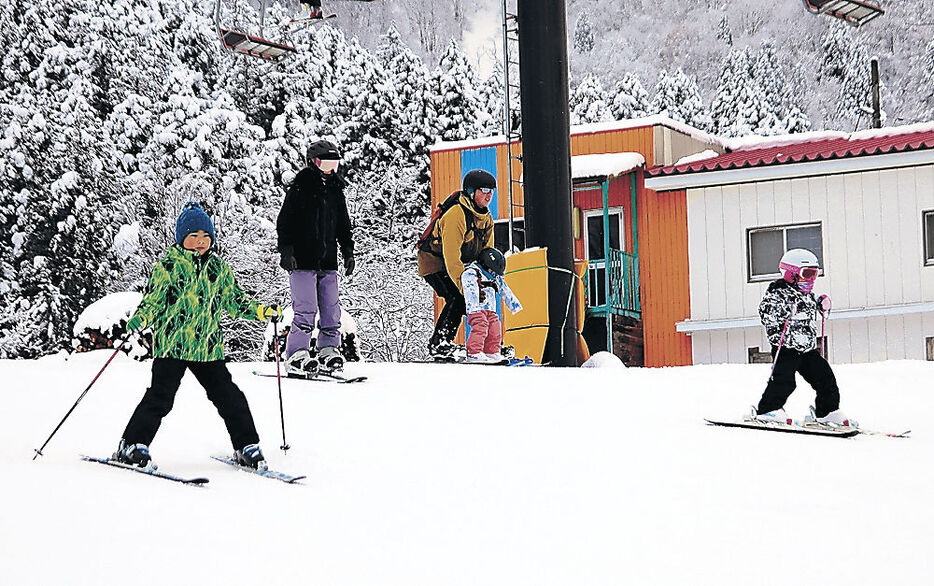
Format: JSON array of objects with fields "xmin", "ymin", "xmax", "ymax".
[
  {"xmin": 926, "ymin": 337, "xmax": 934, "ymax": 361},
  {"xmin": 747, "ymin": 223, "xmax": 823, "ymax": 281},
  {"xmin": 494, "ymin": 219, "xmax": 525, "ymax": 253},
  {"xmin": 923, "ymin": 211, "xmax": 934, "ymax": 266}
]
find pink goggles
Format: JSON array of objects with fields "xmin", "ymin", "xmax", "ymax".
[{"xmin": 780, "ymin": 262, "xmax": 819, "ymax": 282}]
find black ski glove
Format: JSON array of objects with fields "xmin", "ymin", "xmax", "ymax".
[
  {"xmin": 343, "ymin": 252, "xmax": 355, "ymax": 276},
  {"xmin": 279, "ymin": 246, "xmax": 297, "ymax": 272}
]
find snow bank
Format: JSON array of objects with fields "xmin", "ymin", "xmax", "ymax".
[
  {"xmin": 72, "ymin": 292, "xmax": 142, "ymax": 338},
  {"xmin": 581, "ymin": 351, "xmax": 626, "ymax": 369}
]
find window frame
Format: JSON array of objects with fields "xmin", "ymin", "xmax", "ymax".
[
  {"xmin": 746, "ymin": 221, "xmax": 824, "ymax": 283},
  {"xmin": 582, "ymin": 207, "xmax": 626, "ymax": 260},
  {"xmin": 493, "ymin": 217, "xmax": 526, "ymax": 254},
  {"xmin": 923, "ymin": 210, "xmax": 934, "ymax": 266}
]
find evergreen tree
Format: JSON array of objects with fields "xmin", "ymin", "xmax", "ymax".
[
  {"xmin": 717, "ymin": 15, "xmax": 733, "ymax": 47},
  {"xmin": 377, "ymin": 23, "xmax": 432, "ymax": 180},
  {"xmin": 0, "ymin": 1, "xmax": 125, "ymax": 356},
  {"xmin": 925, "ymin": 39, "xmax": 934, "ymax": 117},
  {"xmin": 425, "ymin": 41, "xmax": 481, "ymax": 143},
  {"xmin": 610, "ymin": 72, "xmax": 651, "ymax": 120},
  {"xmin": 650, "ymin": 69, "xmax": 712, "ymax": 131},
  {"xmin": 476, "ymin": 64, "xmax": 505, "ymax": 136},
  {"xmin": 570, "ymin": 74, "xmax": 613, "ymax": 124},
  {"xmin": 573, "ymin": 12, "xmax": 596, "ymax": 54}
]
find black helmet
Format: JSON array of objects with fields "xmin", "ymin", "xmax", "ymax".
[
  {"xmin": 477, "ymin": 247, "xmax": 506, "ymax": 276},
  {"xmin": 462, "ymin": 169, "xmax": 496, "ymax": 193},
  {"xmin": 306, "ymin": 139, "xmax": 341, "ymax": 164}
]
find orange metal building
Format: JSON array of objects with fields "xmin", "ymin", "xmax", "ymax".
[{"xmin": 428, "ymin": 116, "xmax": 723, "ymax": 366}]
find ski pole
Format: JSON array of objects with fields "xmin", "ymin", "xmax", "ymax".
[
  {"xmin": 818, "ymin": 294, "xmax": 831, "ymax": 359},
  {"xmin": 769, "ymin": 303, "xmax": 795, "ymax": 381},
  {"xmin": 272, "ymin": 317, "xmax": 290, "ymax": 454},
  {"xmin": 33, "ymin": 336, "xmax": 129, "ymax": 460}
]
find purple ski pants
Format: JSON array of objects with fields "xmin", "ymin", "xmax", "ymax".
[{"xmin": 286, "ymin": 270, "xmax": 342, "ymax": 358}]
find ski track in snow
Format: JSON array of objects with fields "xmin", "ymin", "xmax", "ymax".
[{"xmin": 3, "ymin": 352, "xmax": 932, "ymax": 585}]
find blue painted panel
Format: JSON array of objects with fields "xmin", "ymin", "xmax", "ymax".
[{"xmin": 460, "ymin": 147, "xmax": 499, "ymax": 220}]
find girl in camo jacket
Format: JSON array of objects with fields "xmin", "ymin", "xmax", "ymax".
[{"xmin": 753, "ymin": 248, "xmax": 854, "ymax": 427}]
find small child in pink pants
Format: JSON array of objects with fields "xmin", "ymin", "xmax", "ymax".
[{"xmin": 461, "ymin": 248, "xmax": 523, "ymax": 363}]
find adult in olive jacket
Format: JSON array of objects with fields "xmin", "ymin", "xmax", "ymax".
[{"xmin": 417, "ymin": 169, "xmax": 496, "ymax": 358}]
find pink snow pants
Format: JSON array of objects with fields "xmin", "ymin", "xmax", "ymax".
[{"xmin": 466, "ymin": 310, "xmax": 502, "ymax": 355}]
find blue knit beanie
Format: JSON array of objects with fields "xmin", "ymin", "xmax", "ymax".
[{"xmin": 175, "ymin": 201, "xmax": 216, "ymax": 246}]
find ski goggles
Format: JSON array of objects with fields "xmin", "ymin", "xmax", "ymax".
[
  {"xmin": 799, "ymin": 267, "xmax": 819, "ymax": 280},
  {"xmin": 476, "ymin": 187, "xmax": 494, "ymax": 194}
]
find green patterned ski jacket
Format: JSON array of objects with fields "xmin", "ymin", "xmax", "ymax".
[{"xmin": 129, "ymin": 245, "xmax": 261, "ymax": 362}]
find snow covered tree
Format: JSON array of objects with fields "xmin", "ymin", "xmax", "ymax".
[
  {"xmin": 610, "ymin": 72, "xmax": 651, "ymax": 120},
  {"xmin": 925, "ymin": 39, "xmax": 934, "ymax": 117},
  {"xmin": 425, "ymin": 41, "xmax": 481, "ymax": 143},
  {"xmin": 650, "ymin": 69, "xmax": 712, "ymax": 131},
  {"xmin": 377, "ymin": 22, "xmax": 433, "ymax": 196},
  {"xmin": 342, "ymin": 164, "xmax": 432, "ymax": 361},
  {"xmin": 327, "ymin": 37, "xmax": 404, "ymax": 178},
  {"xmin": 0, "ymin": 0, "xmax": 133, "ymax": 357},
  {"xmin": 573, "ymin": 12, "xmax": 596, "ymax": 54},
  {"xmin": 717, "ymin": 15, "xmax": 733, "ymax": 47},
  {"xmin": 476, "ymin": 64, "xmax": 505, "ymax": 136},
  {"xmin": 570, "ymin": 74, "xmax": 613, "ymax": 124},
  {"xmin": 710, "ymin": 47, "xmax": 782, "ymax": 137},
  {"xmin": 819, "ymin": 24, "xmax": 872, "ymax": 128}
]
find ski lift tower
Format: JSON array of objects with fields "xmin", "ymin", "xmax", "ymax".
[{"xmin": 516, "ymin": 0, "xmax": 578, "ymax": 367}]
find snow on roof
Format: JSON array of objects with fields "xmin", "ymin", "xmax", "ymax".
[
  {"xmin": 428, "ymin": 115, "xmax": 725, "ymax": 153},
  {"xmin": 674, "ymin": 149, "xmax": 719, "ymax": 167},
  {"xmin": 648, "ymin": 121, "xmax": 934, "ymax": 178},
  {"xmin": 572, "ymin": 152, "xmax": 645, "ymax": 180},
  {"xmin": 720, "ymin": 122, "xmax": 934, "ymax": 153}
]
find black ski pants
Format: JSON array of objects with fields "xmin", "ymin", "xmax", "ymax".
[
  {"xmin": 424, "ymin": 271, "xmax": 466, "ymax": 347},
  {"xmin": 757, "ymin": 347, "xmax": 840, "ymax": 418},
  {"xmin": 122, "ymin": 358, "xmax": 259, "ymax": 450}
]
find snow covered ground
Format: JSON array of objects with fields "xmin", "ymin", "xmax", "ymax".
[{"xmin": 3, "ymin": 353, "xmax": 931, "ymax": 585}]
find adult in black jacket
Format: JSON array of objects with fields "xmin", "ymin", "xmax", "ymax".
[{"xmin": 277, "ymin": 139, "xmax": 355, "ymax": 373}]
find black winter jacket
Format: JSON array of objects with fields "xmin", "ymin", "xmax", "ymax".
[{"xmin": 276, "ymin": 166, "xmax": 354, "ymax": 271}]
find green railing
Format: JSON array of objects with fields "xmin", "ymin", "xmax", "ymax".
[
  {"xmin": 587, "ymin": 248, "xmax": 640, "ymax": 318},
  {"xmin": 608, "ymin": 249, "xmax": 640, "ymax": 316}
]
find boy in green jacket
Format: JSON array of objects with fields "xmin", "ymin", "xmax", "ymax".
[{"xmin": 116, "ymin": 202, "xmax": 280, "ymax": 470}]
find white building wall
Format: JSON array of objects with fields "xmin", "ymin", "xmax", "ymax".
[{"xmin": 685, "ymin": 163, "xmax": 934, "ymax": 364}]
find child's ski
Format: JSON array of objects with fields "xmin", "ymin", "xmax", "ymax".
[
  {"xmin": 81, "ymin": 455, "xmax": 209, "ymax": 485},
  {"xmin": 856, "ymin": 427, "xmax": 911, "ymax": 438},
  {"xmin": 704, "ymin": 418, "xmax": 859, "ymax": 438},
  {"xmin": 802, "ymin": 407, "xmax": 910, "ymax": 438},
  {"xmin": 210, "ymin": 455, "xmax": 306, "ymax": 484},
  {"xmin": 252, "ymin": 370, "xmax": 367, "ymax": 384}
]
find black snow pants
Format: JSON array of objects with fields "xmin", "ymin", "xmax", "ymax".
[
  {"xmin": 122, "ymin": 358, "xmax": 259, "ymax": 450},
  {"xmin": 757, "ymin": 347, "xmax": 840, "ymax": 418},
  {"xmin": 424, "ymin": 271, "xmax": 466, "ymax": 348}
]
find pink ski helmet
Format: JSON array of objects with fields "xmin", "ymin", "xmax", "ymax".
[{"xmin": 779, "ymin": 248, "xmax": 820, "ymax": 293}]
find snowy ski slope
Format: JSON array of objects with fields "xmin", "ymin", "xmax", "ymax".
[{"xmin": 3, "ymin": 352, "xmax": 931, "ymax": 585}]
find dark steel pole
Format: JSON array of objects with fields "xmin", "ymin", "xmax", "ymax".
[
  {"xmin": 517, "ymin": 0, "xmax": 577, "ymax": 366},
  {"xmin": 870, "ymin": 57, "xmax": 882, "ymax": 129}
]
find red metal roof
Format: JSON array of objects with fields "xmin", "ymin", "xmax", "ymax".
[{"xmin": 647, "ymin": 127, "xmax": 934, "ymax": 177}]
